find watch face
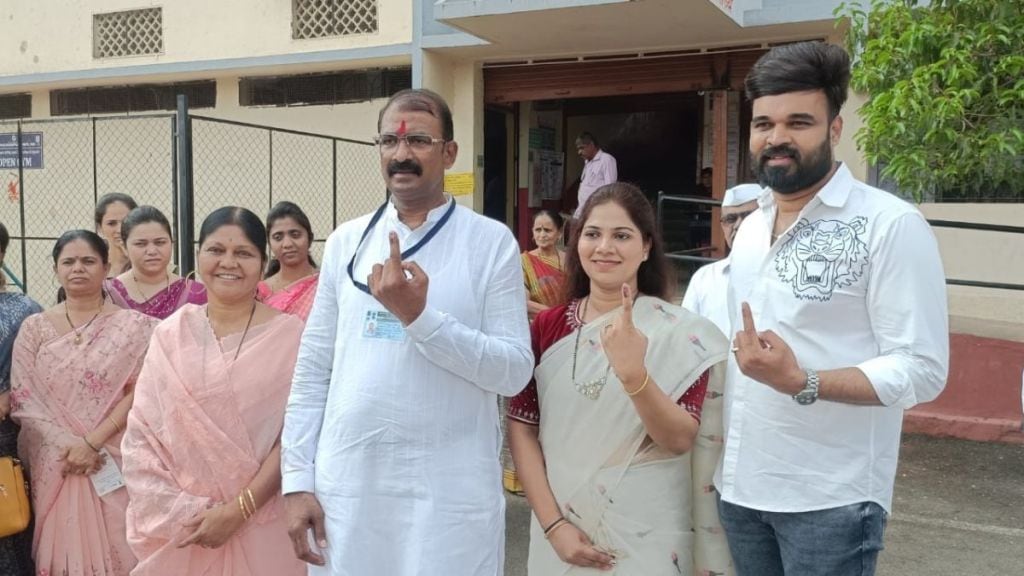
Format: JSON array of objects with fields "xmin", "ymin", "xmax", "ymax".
[{"xmin": 795, "ymin": 392, "xmax": 817, "ymax": 405}]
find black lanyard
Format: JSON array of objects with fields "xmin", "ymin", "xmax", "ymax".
[{"xmin": 347, "ymin": 199, "xmax": 457, "ymax": 294}]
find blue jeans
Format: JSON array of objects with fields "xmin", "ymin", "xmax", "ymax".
[{"xmin": 717, "ymin": 497, "xmax": 887, "ymax": 576}]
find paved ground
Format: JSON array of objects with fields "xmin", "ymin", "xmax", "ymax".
[{"xmin": 503, "ymin": 434, "xmax": 1024, "ymax": 575}]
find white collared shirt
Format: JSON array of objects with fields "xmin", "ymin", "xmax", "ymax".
[
  {"xmin": 715, "ymin": 163, "xmax": 949, "ymax": 513},
  {"xmin": 681, "ymin": 258, "xmax": 731, "ymax": 338},
  {"xmin": 575, "ymin": 149, "xmax": 618, "ymax": 217}
]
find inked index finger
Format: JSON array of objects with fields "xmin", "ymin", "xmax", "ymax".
[
  {"xmin": 388, "ymin": 231, "xmax": 401, "ymax": 261},
  {"xmin": 619, "ymin": 284, "xmax": 635, "ymax": 326},
  {"xmin": 741, "ymin": 301, "xmax": 758, "ymax": 335}
]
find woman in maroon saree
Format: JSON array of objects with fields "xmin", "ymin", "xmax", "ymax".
[{"xmin": 105, "ymin": 206, "xmax": 206, "ymax": 320}]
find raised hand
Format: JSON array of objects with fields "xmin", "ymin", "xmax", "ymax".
[
  {"xmin": 733, "ymin": 302, "xmax": 804, "ymax": 395},
  {"xmin": 367, "ymin": 232, "xmax": 429, "ymax": 325},
  {"xmin": 600, "ymin": 284, "xmax": 648, "ymax": 390}
]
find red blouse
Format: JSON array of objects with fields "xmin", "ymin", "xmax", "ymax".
[{"xmin": 508, "ymin": 299, "xmax": 709, "ymax": 426}]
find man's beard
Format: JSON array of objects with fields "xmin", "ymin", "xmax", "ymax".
[{"xmin": 755, "ymin": 136, "xmax": 833, "ymax": 195}]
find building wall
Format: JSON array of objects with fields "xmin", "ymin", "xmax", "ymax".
[{"xmin": 0, "ymin": 0, "xmax": 411, "ymax": 78}]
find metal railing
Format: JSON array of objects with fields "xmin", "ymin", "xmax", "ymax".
[{"xmin": 656, "ymin": 191, "xmax": 1024, "ymax": 291}]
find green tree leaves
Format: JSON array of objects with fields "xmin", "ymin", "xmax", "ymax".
[{"xmin": 836, "ymin": 0, "xmax": 1024, "ymax": 201}]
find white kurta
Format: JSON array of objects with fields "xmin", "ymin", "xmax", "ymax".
[
  {"xmin": 281, "ymin": 198, "xmax": 534, "ymax": 576},
  {"xmin": 681, "ymin": 258, "xmax": 731, "ymax": 338}
]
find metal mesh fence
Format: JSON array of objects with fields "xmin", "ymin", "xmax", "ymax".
[
  {"xmin": 190, "ymin": 115, "xmax": 381, "ymax": 266},
  {"xmin": 1, "ymin": 112, "xmax": 382, "ymax": 304},
  {"xmin": 1, "ymin": 115, "xmax": 176, "ymax": 303}
]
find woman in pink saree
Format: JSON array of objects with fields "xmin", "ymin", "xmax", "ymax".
[
  {"xmin": 256, "ymin": 202, "xmax": 318, "ymax": 321},
  {"xmin": 122, "ymin": 206, "xmax": 305, "ymax": 576},
  {"xmin": 106, "ymin": 206, "xmax": 206, "ymax": 320},
  {"xmin": 10, "ymin": 230, "xmax": 158, "ymax": 576}
]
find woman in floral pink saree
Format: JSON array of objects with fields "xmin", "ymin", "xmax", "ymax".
[
  {"xmin": 10, "ymin": 230, "xmax": 158, "ymax": 576},
  {"xmin": 122, "ymin": 206, "xmax": 305, "ymax": 576}
]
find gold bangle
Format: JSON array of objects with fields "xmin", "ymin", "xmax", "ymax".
[
  {"xmin": 238, "ymin": 494, "xmax": 250, "ymax": 520},
  {"xmin": 82, "ymin": 436, "xmax": 101, "ymax": 453},
  {"xmin": 107, "ymin": 416, "xmax": 122, "ymax": 433},
  {"xmin": 245, "ymin": 488, "xmax": 257, "ymax": 516},
  {"xmin": 625, "ymin": 370, "xmax": 650, "ymax": 397}
]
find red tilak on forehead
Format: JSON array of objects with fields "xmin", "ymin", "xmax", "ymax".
[{"xmin": 397, "ymin": 120, "xmax": 408, "ymax": 136}]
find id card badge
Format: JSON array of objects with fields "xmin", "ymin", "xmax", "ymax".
[
  {"xmin": 361, "ymin": 309, "xmax": 406, "ymax": 342},
  {"xmin": 90, "ymin": 448, "xmax": 126, "ymax": 497}
]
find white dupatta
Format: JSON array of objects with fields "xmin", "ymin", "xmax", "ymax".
[{"xmin": 531, "ymin": 296, "xmax": 733, "ymax": 575}]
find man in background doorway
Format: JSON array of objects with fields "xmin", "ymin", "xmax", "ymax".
[
  {"xmin": 573, "ymin": 132, "xmax": 617, "ymax": 218},
  {"xmin": 696, "ymin": 167, "xmax": 714, "ymax": 196},
  {"xmin": 682, "ymin": 183, "xmax": 762, "ymax": 336}
]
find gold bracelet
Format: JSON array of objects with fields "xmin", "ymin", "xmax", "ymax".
[
  {"xmin": 625, "ymin": 370, "xmax": 650, "ymax": 397},
  {"xmin": 544, "ymin": 519, "xmax": 571, "ymax": 540},
  {"xmin": 238, "ymin": 494, "xmax": 251, "ymax": 520},
  {"xmin": 82, "ymin": 436, "xmax": 101, "ymax": 453},
  {"xmin": 245, "ymin": 488, "xmax": 257, "ymax": 516},
  {"xmin": 107, "ymin": 416, "xmax": 122, "ymax": 433}
]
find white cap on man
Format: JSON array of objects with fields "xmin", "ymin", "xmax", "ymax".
[{"xmin": 722, "ymin": 183, "xmax": 763, "ymax": 207}]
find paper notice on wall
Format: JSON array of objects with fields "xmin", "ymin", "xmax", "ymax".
[
  {"xmin": 528, "ymin": 150, "xmax": 564, "ymax": 207},
  {"xmin": 444, "ymin": 172, "xmax": 475, "ymax": 196}
]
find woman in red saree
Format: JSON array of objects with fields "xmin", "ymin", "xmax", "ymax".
[
  {"xmin": 122, "ymin": 206, "xmax": 305, "ymax": 576},
  {"xmin": 106, "ymin": 206, "xmax": 207, "ymax": 320},
  {"xmin": 522, "ymin": 209, "xmax": 567, "ymax": 322},
  {"xmin": 11, "ymin": 230, "xmax": 158, "ymax": 576},
  {"xmin": 506, "ymin": 210, "xmax": 569, "ymax": 493},
  {"xmin": 256, "ymin": 202, "xmax": 318, "ymax": 321}
]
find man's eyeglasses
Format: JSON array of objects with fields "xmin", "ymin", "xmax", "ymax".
[
  {"xmin": 374, "ymin": 133, "xmax": 445, "ymax": 151},
  {"xmin": 720, "ymin": 209, "xmax": 756, "ymax": 225}
]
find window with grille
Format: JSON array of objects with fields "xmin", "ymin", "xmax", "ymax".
[
  {"xmin": 292, "ymin": 0, "xmax": 378, "ymax": 39},
  {"xmin": 0, "ymin": 93, "xmax": 32, "ymax": 119},
  {"xmin": 239, "ymin": 67, "xmax": 411, "ymax": 107},
  {"xmin": 93, "ymin": 8, "xmax": 163, "ymax": 58},
  {"xmin": 50, "ymin": 81, "xmax": 216, "ymax": 116}
]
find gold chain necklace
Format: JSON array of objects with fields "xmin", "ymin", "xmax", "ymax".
[
  {"xmin": 132, "ymin": 271, "xmax": 169, "ymax": 302},
  {"xmin": 206, "ymin": 302, "xmax": 257, "ymax": 362},
  {"xmin": 571, "ymin": 297, "xmax": 611, "ymax": 400},
  {"xmin": 64, "ymin": 295, "xmax": 105, "ymax": 345}
]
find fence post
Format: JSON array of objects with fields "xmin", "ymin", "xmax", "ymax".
[
  {"xmin": 92, "ymin": 117, "xmax": 98, "ymax": 204},
  {"xmin": 175, "ymin": 94, "xmax": 195, "ymax": 277},
  {"xmin": 16, "ymin": 120, "xmax": 27, "ymax": 293},
  {"xmin": 332, "ymin": 140, "xmax": 338, "ymax": 230}
]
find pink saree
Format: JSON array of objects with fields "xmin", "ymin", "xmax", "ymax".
[
  {"xmin": 121, "ymin": 304, "xmax": 306, "ymax": 576},
  {"xmin": 256, "ymin": 274, "xmax": 318, "ymax": 321},
  {"xmin": 10, "ymin": 309, "xmax": 158, "ymax": 576}
]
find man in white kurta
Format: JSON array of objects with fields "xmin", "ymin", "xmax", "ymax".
[
  {"xmin": 281, "ymin": 89, "xmax": 533, "ymax": 576},
  {"xmin": 682, "ymin": 183, "xmax": 761, "ymax": 336}
]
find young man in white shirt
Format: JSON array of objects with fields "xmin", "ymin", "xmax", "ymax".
[
  {"xmin": 573, "ymin": 132, "xmax": 618, "ymax": 218},
  {"xmin": 717, "ymin": 41, "xmax": 949, "ymax": 576},
  {"xmin": 682, "ymin": 183, "xmax": 762, "ymax": 336},
  {"xmin": 280, "ymin": 89, "xmax": 533, "ymax": 575}
]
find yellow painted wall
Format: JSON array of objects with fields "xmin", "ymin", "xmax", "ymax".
[
  {"xmin": 421, "ymin": 52, "xmax": 482, "ymax": 210},
  {"xmin": 0, "ymin": 0, "xmax": 410, "ymax": 78}
]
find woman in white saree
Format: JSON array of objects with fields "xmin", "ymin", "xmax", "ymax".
[{"xmin": 508, "ymin": 183, "xmax": 733, "ymax": 575}]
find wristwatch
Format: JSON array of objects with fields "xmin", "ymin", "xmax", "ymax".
[{"xmin": 792, "ymin": 369, "xmax": 820, "ymax": 405}]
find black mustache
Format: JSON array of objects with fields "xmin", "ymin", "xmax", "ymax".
[
  {"xmin": 387, "ymin": 160, "xmax": 423, "ymax": 177},
  {"xmin": 760, "ymin": 145, "xmax": 799, "ymax": 163}
]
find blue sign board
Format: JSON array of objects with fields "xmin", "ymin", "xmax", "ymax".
[{"xmin": 0, "ymin": 132, "xmax": 44, "ymax": 170}]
